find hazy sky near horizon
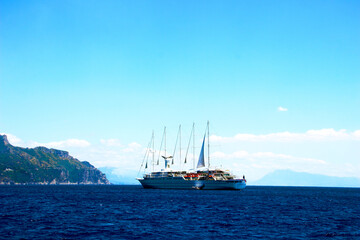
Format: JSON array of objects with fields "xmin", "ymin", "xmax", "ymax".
[{"xmin": 1, "ymin": 1, "xmax": 359, "ymax": 181}]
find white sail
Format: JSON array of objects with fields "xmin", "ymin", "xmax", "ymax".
[{"xmin": 197, "ymin": 136, "xmax": 205, "ymax": 168}]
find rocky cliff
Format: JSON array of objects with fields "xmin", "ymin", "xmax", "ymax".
[{"xmin": 0, "ymin": 135, "xmax": 110, "ymax": 185}]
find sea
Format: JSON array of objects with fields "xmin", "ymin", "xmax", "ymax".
[{"xmin": 1, "ymin": 185, "xmax": 359, "ymax": 240}]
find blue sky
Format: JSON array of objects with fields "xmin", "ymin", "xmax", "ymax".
[{"xmin": 1, "ymin": 1, "xmax": 359, "ymax": 182}]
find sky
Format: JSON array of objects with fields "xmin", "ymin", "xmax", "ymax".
[{"xmin": 1, "ymin": 0, "xmax": 359, "ymax": 183}]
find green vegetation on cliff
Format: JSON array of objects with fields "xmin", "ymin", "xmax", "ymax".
[{"xmin": 0, "ymin": 135, "xmax": 109, "ymax": 184}]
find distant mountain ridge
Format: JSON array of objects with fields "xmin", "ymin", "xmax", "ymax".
[
  {"xmin": 99, "ymin": 167, "xmax": 139, "ymax": 185},
  {"xmin": 252, "ymin": 169, "xmax": 360, "ymax": 187},
  {"xmin": 0, "ymin": 135, "xmax": 109, "ymax": 185}
]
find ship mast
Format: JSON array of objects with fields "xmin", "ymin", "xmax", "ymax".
[
  {"xmin": 193, "ymin": 122, "xmax": 195, "ymax": 170},
  {"xmin": 179, "ymin": 125, "xmax": 181, "ymax": 170},
  {"xmin": 152, "ymin": 130, "xmax": 154, "ymax": 172},
  {"xmin": 164, "ymin": 126, "xmax": 166, "ymax": 160}
]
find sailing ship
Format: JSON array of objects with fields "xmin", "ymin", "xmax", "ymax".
[{"xmin": 137, "ymin": 122, "xmax": 246, "ymax": 190}]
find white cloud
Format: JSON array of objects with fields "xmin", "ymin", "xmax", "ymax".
[
  {"xmin": 211, "ymin": 150, "xmax": 326, "ymax": 164},
  {"xmin": 210, "ymin": 150, "xmax": 328, "ymax": 181},
  {"xmin": 35, "ymin": 139, "xmax": 91, "ymax": 148},
  {"xmin": 278, "ymin": 106, "xmax": 288, "ymax": 112},
  {"xmin": 100, "ymin": 139, "xmax": 123, "ymax": 147},
  {"xmin": 128, "ymin": 142, "xmax": 141, "ymax": 148},
  {"xmin": 0, "ymin": 133, "xmax": 24, "ymax": 146},
  {"xmin": 353, "ymin": 130, "xmax": 360, "ymax": 138},
  {"xmin": 211, "ymin": 129, "xmax": 360, "ymax": 143},
  {"xmin": 123, "ymin": 142, "xmax": 142, "ymax": 153},
  {"xmin": 75, "ymin": 147, "xmax": 142, "ymax": 170},
  {"xmin": 0, "ymin": 133, "xmax": 91, "ymax": 149}
]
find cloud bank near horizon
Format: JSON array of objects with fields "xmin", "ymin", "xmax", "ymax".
[
  {"xmin": 2, "ymin": 128, "xmax": 359, "ymax": 181},
  {"xmin": 210, "ymin": 128, "xmax": 360, "ymax": 143}
]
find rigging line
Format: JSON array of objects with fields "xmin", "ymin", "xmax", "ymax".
[
  {"xmin": 137, "ymin": 140, "xmax": 150, "ymax": 174},
  {"xmin": 144, "ymin": 142, "xmax": 153, "ymax": 173},
  {"xmin": 172, "ymin": 125, "xmax": 181, "ymax": 165},
  {"xmin": 144, "ymin": 145, "xmax": 150, "ymax": 170},
  {"xmin": 184, "ymin": 123, "xmax": 194, "ymax": 164},
  {"xmin": 145, "ymin": 136, "xmax": 153, "ymax": 168},
  {"xmin": 144, "ymin": 140, "xmax": 152, "ymax": 166},
  {"xmin": 137, "ymin": 139, "xmax": 152, "ymax": 177},
  {"xmin": 157, "ymin": 127, "xmax": 166, "ymax": 165}
]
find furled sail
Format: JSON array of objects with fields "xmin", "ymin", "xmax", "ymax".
[{"xmin": 197, "ymin": 136, "xmax": 205, "ymax": 168}]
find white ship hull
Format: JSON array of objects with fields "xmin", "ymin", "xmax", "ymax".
[{"xmin": 138, "ymin": 177, "xmax": 246, "ymax": 190}]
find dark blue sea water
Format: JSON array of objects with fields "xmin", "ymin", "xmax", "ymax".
[{"xmin": 1, "ymin": 186, "xmax": 359, "ymax": 239}]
